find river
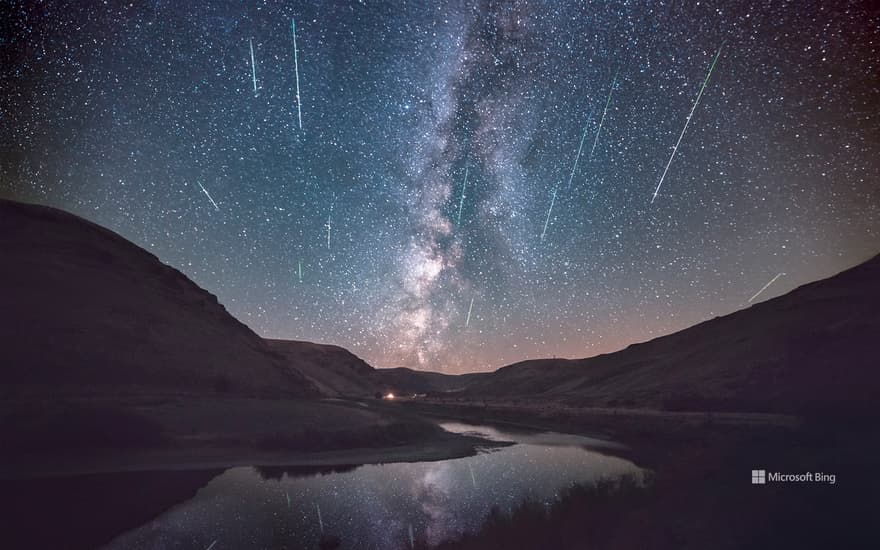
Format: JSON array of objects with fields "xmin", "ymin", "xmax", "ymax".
[{"xmin": 99, "ymin": 422, "xmax": 642, "ymax": 549}]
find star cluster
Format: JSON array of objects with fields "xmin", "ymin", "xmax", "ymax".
[{"xmin": 2, "ymin": 0, "xmax": 878, "ymax": 373}]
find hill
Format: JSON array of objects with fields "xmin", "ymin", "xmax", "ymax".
[
  {"xmin": 0, "ymin": 197, "xmax": 477, "ymax": 401},
  {"xmin": 374, "ymin": 367, "xmax": 486, "ymax": 395},
  {"xmin": 460, "ymin": 254, "xmax": 880, "ymax": 415},
  {"xmin": 266, "ymin": 339, "xmax": 378, "ymax": 396},
  {"xmin": 0, "ymin": 199, "xmax": 496, "ymax": 487},
  {"xmin": 0, "ymin": 199, "xmax": 314, "ymax": 397},
  {"xmin": 267, "ymin": 339, "xmax": 483, "ymax": 397}
]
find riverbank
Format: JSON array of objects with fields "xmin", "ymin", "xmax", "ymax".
[
  {"xmin": 0, "ymin": 395, "xmax": 508, "ymax": 480},
  {"xmin": 6, "ymin": 394, "xmax": 874, "ymax": 549},
  {"xmin": 1, "ymin": 429, "xmax": 508, "ymax": 479}
]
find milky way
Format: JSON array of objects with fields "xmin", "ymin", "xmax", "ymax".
[{"xmin": 2, "ymin": 1, "xmax": 878, "ymax": 373}]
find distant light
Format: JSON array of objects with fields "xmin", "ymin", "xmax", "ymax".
[{"xmin": 385, "ymin": 393, "xmax": 395, "ymax": 400}]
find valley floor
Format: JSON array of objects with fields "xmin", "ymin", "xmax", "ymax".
[
  {"xmin": 3, "ymin": 394, "xmax": 876, "ymax": 549},
  {"xmin": 0, "ymin": 395, "xmax": 503, "ymax": 479}
]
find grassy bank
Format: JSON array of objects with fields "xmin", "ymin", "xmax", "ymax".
[
  {"xmin": 434, "ymin": 475, "xmax": 651, "ymax": 550},
  {"xmin": 0, "ymin": 396, "xmax": 501, "ymax": 479}
]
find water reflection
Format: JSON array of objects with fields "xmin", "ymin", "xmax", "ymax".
[
  {"xmin": 102, "ymin": 423, "xmax": 640, "ymax": 549},
  {"xmin": 255, "ymin": 464, "xmax": 361, "ymax": 481}
]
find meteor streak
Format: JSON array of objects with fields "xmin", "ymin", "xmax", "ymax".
[
  {"xmin": 249, "ymin": 38, "xmax": 258, "ymax": 95},
  {"xmin": 465, "ymin": 296, "xmax": 474, "ymax": 327},
  {"xmin": 566, "ymin": 112, "xmax": 591, "ymax": 192},
  {"xmin": 540, "ymin": 186, "xmax": 558, "ymax": 241},
  {"xmin": 316, "ymin": 503, "xmax": 324, "ymax": 533},
  {"xmin": 298, "ymin": 259, "xmax": 303, "ymax": 282},
  {"xmin": 456, "ymin": 165, "xmax": 469, "ymax": 225},
  {"xmin": 651, "ymin": 43, "xmax": 724, "ymax": 203},
  {"xmin": 326, "ymin": 212, "xmax": 331, "ymax": 249},
  {"xmin": 408, "ymin": 524, "xmax": 415, "ymax": 549},
  {"xmin": 291, "ymin": 18, "xmax": 303, "ymax": 130},
  {"xmin": 325, "ymin": 198, "xmax": 335, "ymax": 249},
  {"xmin": 205, "ymin": 541, "xmax": 217, "ymax": 550},
  {"xmin": 468, "ymin": 464, "xmax": 476, "ymax": 488},
  {"xmin": 590, "ymin": 71, "xmax": 618, "ymax": 159},
  {"xmin": 196, "ymin": 182, "xmax": 220, "ymax": 211},
  {"xmin": 748, "ymin": 272, "xmax": 784, "ymax": 303},
  {"xmin": 286, "ymin": 491, "xmax": 291, "ymax": 509}
]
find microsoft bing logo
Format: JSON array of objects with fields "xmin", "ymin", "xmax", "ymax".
[{"xmin": 751, "ymin": 470, "xmax": 766, "ymax": 484}]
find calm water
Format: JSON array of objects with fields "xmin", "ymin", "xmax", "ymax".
[{"xmin": 100, "ymin": 423, "xmax": 641, "ymax": 550}]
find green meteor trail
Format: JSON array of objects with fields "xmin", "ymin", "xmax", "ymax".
[
  {"xmin": 540, "ymin": 185, "xmax": 558, "ymax": 242},
  {"xmin": 456, "ymin": 165, "xmax": 468, "ymax": 225},
  {"xmin": 590, "ymin": 71, "xmax": 618, "ymax": 159},
  {"xmin": 298, "ymin": 259, "xmax": 302, "ymax": 282},
  {"xmin": 566, "ymin": 110, "xmax": 592, "ymax": 192},
  {"xmin": 651, "ymin": 42, "xmax": 725, "ymax": 204}
]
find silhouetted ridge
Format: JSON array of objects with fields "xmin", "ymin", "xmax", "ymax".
[
  {"xmin": 0, "ymin": 199, "xmax": 315, "ymax": 397},
  {"xmin": 461, "ymin": 254, "xmax": 880, "ymax": 415}
]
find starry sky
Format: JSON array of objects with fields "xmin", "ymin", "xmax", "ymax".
[{"xmin": 2, "ymin": 0, "xmax": 878, "ymax": 373}]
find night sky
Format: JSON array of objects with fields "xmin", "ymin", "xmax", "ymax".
[{"xmin": 2, "ymin": 1, "xmax": 878, "ymax": 373}]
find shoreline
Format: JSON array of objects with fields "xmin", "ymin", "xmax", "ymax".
[
  {"xmin": 0, "ymin": 429, "xmax": 511, "ymax": 480},
  {"xmin": 2, "ymin": 396, "xmax": 802, "ymax": 482}
]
